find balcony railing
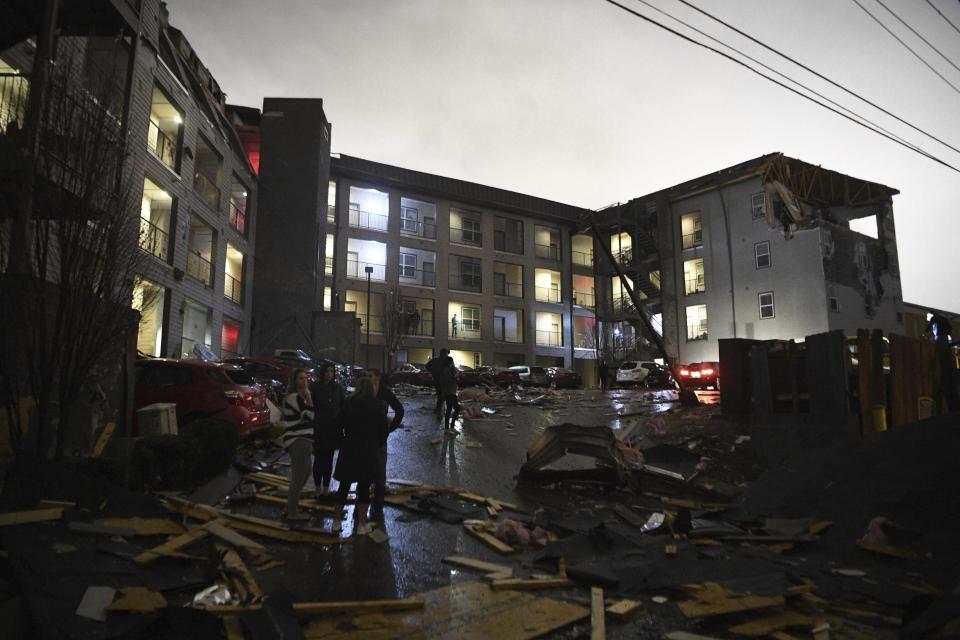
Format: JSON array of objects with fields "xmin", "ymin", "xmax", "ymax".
[
  {"xmin": 139, "ymin": 217, "xmax": 168, "ymax": 261},
  {"xmin": 449, "ymin": 272, "xmax": 482, "ymax": 294},
  {"xmin": 325, "ymin": 256, "xmax": 334, "ymax": 276},
  {"xmin": 686, "ymin": 321, "xmax": 708, "ymax": 341},
  {"xmin": 684, "ymin": 274, "xmax": 705, "ymax": 295},
  {"xmin": 404, "ymin": 316, "xmax": 435, "ymax": 337},
  {"xmin": 450, "ymin": 225, "xmax": 482, "ymax": 246},
  {"xmin": 536, "ymin": 330, "xmax": 562, "ymax": 347},
  {"xmin": 494, "ymin": 328, "xmax": 523, "ymax": 344},
  {"xmin": 535, "ymin": 243, "xmax": 560, "ymax": 260},
  {"xmin": 346, "ymin": 259, "xmax": 386, "ymax": 281},
  {"xmin": 0, "ymin": 73, "xmax": 29, "ymax": 133},
  {"xmin": 193, "ymin": 171, "xmax": 220, "ymax": 210},
  {"xmin": 449, "ymin": 324, "xmax": 481, "ymax": 340},
  {"xmin": 613, "ymin": 294, "xmax": 639, "ymax": 315},
  {"xmin": 358, "ymin": 314, "xmax": 385, "ymax": 336},
  {"xmin": 574, "ymin": 291, "xmax": 595, "ymax": 309},
  {"xmin": 494, "ymin": 231, "xmax": 523, "ymax": 254},
  {"xmin": 224, "ymin": 273, "xmax": 242, "ymax": 304},
  {"xmin": 400, "ymin": 218, "xmax": 437, "ymax": 239},
  {"xmin": 348, "ymin": 208, "xmax": 388, "ymax": 232},
  {"xmin": 229, "ymin": 200, "xmax": 246, "ymax": 235},
  {"xmin": 148, "ymin": 120, "xmax": 177, "ymax": 170},
  {"xmin": 494, "ymin": 280, "xmax": 523, "ymax": 298},
  {"xmin": 574, "ymin": 333, "xmax": 595, "ymax": 350},
  {"xmin": 187, "ymin": 251, "xmax": 212, "ymax": 286},
  {"xmin": 572, "ymin": 250, "xmax": 593, "ymax": 267},
  {"xmin": 612, "ymin": 246, "xmax": 634, "ymax": 265},
  {"xmin": 535, "ymin": 286, "xmax": 562, "ymax": 303},
  {"xmin": 399, "ymin": 267, "xmax": 437, "ymax": 287},
  {"xmin": 682, "ymin": 229, "xmax": 703, "ymax": 250}
]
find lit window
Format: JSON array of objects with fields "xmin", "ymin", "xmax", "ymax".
[
  {"xmin": 681, "ymin": 213, "xmax": 702, "ymax": 249},
  {"xmin": 685, "ymin": 304, "xmax": 708, "ymax": 341},
  {"xmin": 401, "ymin": 206, "xmax": 419, "ymax": 233},
  {"xmin": 755, "ymin": 241, "xmax": 771, "ymax": 269},
  {"xmin": 750, "ymin": 192, "xmax": 766, "ymax": 220},
  {"xmin": 462, "ymin": 306, "xmax": 481, "ymax": 332},
  {"xmin": 759, "ymin": 292, "xmax": 775, "ymax": 319},
  {"xmin": 399, "ymin": 253, "xmax": 417, "ymax": 279}
]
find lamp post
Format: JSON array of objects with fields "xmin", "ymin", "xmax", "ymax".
[{"xmin": 365, "ymin": 265, "xmax": 373, "ymax": 368}]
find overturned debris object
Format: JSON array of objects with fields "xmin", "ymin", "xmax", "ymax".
[{"xmin": 520, "ymin": 424, "xmax": 634, "ymax": 485}]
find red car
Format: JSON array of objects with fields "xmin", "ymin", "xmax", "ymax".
[
  {"xmin": 473, "ymin": 366, "xmax": 521, "ymax": 387},
  {"xmin": 677, "ymin": 361, "xmax": 720, "ymax": 390},
  {"xmin": 546, "ymin": 367, "xmax": 582, "ymax": 389},
  {"xmin": 134, "ymin": 359, "xmax": 271, "ymax": 437}
]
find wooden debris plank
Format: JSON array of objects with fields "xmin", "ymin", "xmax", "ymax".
[
  {"xmin": 605, "ymin": 599, "xmax": 642, "ymax": 619},
  {"xmin": 256, "ymin": 560, "xmax": 285, "ymax": 572},
  {"xmin": 105, "ymin": 587, "xmax": 167, "ymax": 613},
  {"xmin": 222, "ymin": 548, "xmax": 263, "ymax": 599},
  {"xmin": 386, "ymin": 479, "xmax": 422, "ymax": 487},
  {"xmin": 728, "ymin": 611, "xmax": 815, "ymax": 636},
  {"xmin": 134, "ymin": 528, "xmax": 210, "ymax": 565},
  {"xmin": 678, "ymin": 595, "xmax": 784, "ymax": 618},
  {"xmin": 488, "ymin": 497, "xmax": 520, "ymax": 511},
  {"xmin": 463, "ymin": 523, "xmax": 514, "ymax": 555},
  {"xmin": 770, "ymin": 633, "xmax": 801, "ymax": 640},
  {"xmin": 0, "ymin": 508, "xmax": 63, "ymax": 527},
  {"xmin": 164, "ymin": 497, "xmax": 218, "ymax": 522},
  {"xmin": 490, "ymin": 577, "xmax": 572, "ymax": 591},
  {"xmin": 856, "ymin": 539, "xmax": 920, "ymax": 560},
  {"xmin": 591, "ymin": 587, "xmax": 606, "ymax": 640},
  {"xmin": 484, "ymin": 572, "xmax": 512, "ymax": 581},
  {"xmin": 220, "ymin": 519, "xmax": 344, "ymax": 545},
  {"xmin": 69, "ymin": 522, "xmax": 137, "ymax": 537},
  {"xmin": 201, "ymin": 598, "xmax": 424, "ymax": 615},
  {"xmin": 223, "ymin": 617, "xmax": 244, "ymax": 640},
  {"xmin": 38, "ymin": 499, "xmax": 76, "ymax": 509},
  {"xmin": 442, "ymin": 555, "xmax": 514, "ymax": 577},
  {"xmin": 92, "ymin": 421, "xmax": 116, "ymax": 457},
  {"xmin": 94, "ymin": 517, "xmax": 185, "ymax": 536},
  {"xmin": 204, "ymin": 520, "xmax": 266, "ymax": 551},
  {"xmin": 664, "ymin": 633, "xmax": 723, "ymax": 640},
  {"xmin": 457, "ymin": 491, "xmax": 489, "ymax": 504}
]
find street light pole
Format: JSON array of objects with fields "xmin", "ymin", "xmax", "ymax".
[{"xmin": 365, "ymin": 265, "xmax": 373, "ymax": 369}]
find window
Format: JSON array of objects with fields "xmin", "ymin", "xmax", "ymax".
[
  {"xmin": 755, "ymin": 241, "xmax": 771, "ymax": 269},
  {"xmin": 494, "ymin": 216, "xmax": 524, "ymax": 254},
  {"xmin": 463, "ymin": 218, "xmax": 481, "ymax": 244},
  {"xmin": 461, "ymin": 259, "xmax": 481, "ymax": 289},
  {"xmin": 855, "ymin": 242, "xmax": 868, "ymax": 269},
  {"xmin": 681, "ymin": 212, "xmax": 702, "ymax": 249},
  {"xmin": 399, "ymin": 252, "xmax": 417, "ymax": 278},
  {"xmin": 462, "ymin": 306, "xmax": 480, "ymax": 332},
  {"xmin": 683, "ymin": 258, "xmax": 705, "ymax": 295},
  {"xmin": 750, "ymin": 192, "xmax": 766, "ymax": 220},
  {"xmin": 401, "ymin": 206, "xmax": 419, "ymax": 233},
  {"xmin": 147, "ymin": 85, "xmax": 182, "ymax": 172},
  {"xmin": 686, "ymin": 304, "xmax": 708, "ymax": 341},
  {"xmin": 827, "ymin": 284, "xmax": 839, "ymax": 313},
  {"xmin": 759, "ymin": 291, "xmax": 775, "ymax": 319}
]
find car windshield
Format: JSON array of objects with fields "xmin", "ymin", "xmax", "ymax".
[
  {"xmin": 620, "ymin": 362, "xmax": 637, "ymax": 370},
  {"xmin": 225, "ymin": 369, "xmax": 257, "ymax": 385}
]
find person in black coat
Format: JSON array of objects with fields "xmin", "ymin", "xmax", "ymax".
[
  {"xmin": 332, "ymin": 377, "xmax": 383, "ymax": 535},
  {"xmin": 309, "ymin": 363, "xmax": 345, "ymax": 497},
  {"xmin": 426, "ymin": 348, "xmax": 449, "ymax": 415},
  {"xmin": 367, "ymin": 368, "xmax": 404, "ymax": 521}
]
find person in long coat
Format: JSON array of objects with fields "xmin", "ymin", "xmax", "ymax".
[
  {"xmin": 309, "ymin": 363, "xmax": 345, "ymax": 497},
  {"xmin": 331, "ymin": 376, "xmax": 383, "ymax": 535}
]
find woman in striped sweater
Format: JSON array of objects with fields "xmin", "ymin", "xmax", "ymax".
[{"xmin": 278, "ymin": 368, "xmax": 314, "ymax": 521}]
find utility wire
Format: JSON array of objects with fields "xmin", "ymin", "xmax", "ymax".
[
  {"xmin": 875, "ymin": 0, "xmax": 960, "ymax": 75},
  {"xmin": 600, "ymin": 0, "xmax": 960, "ymax": 173},
  {"xmin": 630, "ymin": 0, "xmax": 925, "ymax": 160},
  {"xmin": 850, "ymin": 0, "xmax": 960, "ymax": 96},
  {"xmin": 925, "ymin": 0, "xmax": 960, "ymax": 37},
  {"xmin": 672, "ymin": 0, "xmax": 960, "ymax": 158}
]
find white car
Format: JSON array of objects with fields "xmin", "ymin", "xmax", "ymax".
[
  {"xmin": 615, "ymin": 361, "xmax": 659, "ymax": 385},
  {"xmin": 508, "ymin": 365, "xmax": 550, "ymax": 387}
]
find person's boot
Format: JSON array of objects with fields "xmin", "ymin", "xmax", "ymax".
[
  {"xmin": 331, "ymin": 505, "xmax": 344, "ymax": 533},
  {"xmin": 369, "ymin": 503, "xmax": 385, "ymax": 522},
  {"xmin": 354, "ymin": 503, "xmax": 370, "ymax": 535}
]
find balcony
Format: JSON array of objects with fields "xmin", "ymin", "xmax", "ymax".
[
  {"xmin": 406, "ymin": 316, "xmax": 435, "ymax": 337},
  {"xmin": 139, "ymin": 217, "xmax": 168, "ymax": 261},
  {"xmin": 535, "ymin": 243, "xmax": 560, "ymax": 261},
  {"xmin": 359, "ymin": 314, "xmax": 385, "ymax": 335},
  {"xmin": 686, "ymin": 321, "xmax": 708, "ymax": 341},
  {"xmin": 574, "ymin": 291, "xmax": 595, "ymax": 309},
  {"xmin": 187, "ymin": 252, "xmax": 212, "ymax": 286},
  {"xmin": 572, "ymin": 250, "xmax": 593, "ymax": 267},
  {"xmin": 535, "ymin": 286, "xmax": 561, "ymax": 303},
  {"xmin": 682, "ymin": 229, "xmax": 703, "ymax": 250},
  {"xmin": 148, "ymin": 120, "xmax": 176, "ymax": 170},
  {"xmin": 400, "ymin": 218, "xmax": 437, "ymax": 240},
  {"xmin": 348, "ymin": 208, "xmax": 388, "ymax": 232},
  {"xmin": 494, "ymin": 280, "xmax": 523, "ymax": 298},
  {"xmin": 194, "ymin": 171, "xmax": 220, "ymax": 211},
  {"xmin": 494, "ymin": 329, "xmax": 523, "ymax": 344},
  {"xmin": 612, "ymin": 246, "xmax": 634, "ymax": 265},
  {"xmin": 685, "ymin": 274, "xmax": 705, "ymax": 295},
  {"xmin": 224, "ymin": 273, "xmax": 242, "ymax": 304},
  {"xmin": 536, "ymin": 330, "xmax": 562, "ymax": 347},
  {"xmin": 450, "ymin": 324, "xmax": 481, "ymax": 341},
  {"xmin": 229, "ymin": 200, "xmax": 246, "ymax": 235},
  {"xmin": 346, "ymin": 259, "xmax": 386, "ymax": 281},
  {"xmin": 574, "ymin": 332, "xmax": 595, "ymax": 349},
  {"xmin": 449, "ymin": 273, "xmax": 482, "ymax": 294},
  {"xmin": 450, "ymin": 225, "xmax": 482, "ymax": 246},
  {"xmin": 399, "ymin": 267, "xmax": 437, "ymax": 288}
]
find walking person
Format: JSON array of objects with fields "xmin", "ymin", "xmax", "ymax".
[
  {"xmin": 367, "ymin": 368, "xmax": 404, "ymax": 521},
  {"xmin": 426, "ymin": 348, "xmax": 449, "ymax": 415},
  {"xmin": 331, "ymin": 377, "xmax": 383, "ymax": 535},
  {"xmin": 438, "ymin": 356, "xmax": 461, "ymax": 432},
  {"xmin": 310, "ymin": 363, "xmax": 344, "ymax": 498},
  {"xmin": 598, "ymin": 359, "xmax": 609, "ymax": 392},
  {"xmin": 277, "ymin": 369, "xmax": 314, "ymax": 521}
]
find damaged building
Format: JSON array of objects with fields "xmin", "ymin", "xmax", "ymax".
[{"xmin": 590, "ymin": 153, "xmax": 904, "ymax": 365}]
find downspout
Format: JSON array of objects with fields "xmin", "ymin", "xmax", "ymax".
[{"xmin": 716, "ymin": 175, "xmax": 738, "ymax": 338}]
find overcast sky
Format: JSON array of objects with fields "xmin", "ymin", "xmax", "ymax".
[{"xmin": 168, "ymin": 0, "xmax": 960, "ymax": 311}]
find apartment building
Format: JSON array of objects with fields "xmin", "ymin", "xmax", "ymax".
[
  {"xmin": 325, "ymin": 154, "xmax": 599, "ymax": 379},
  {"xmin": 592, "ymin": 153, "xmax": 905, "ymax": 365},
  {"xmin": 0, "ymin": 0, "xmax": 258, "ymax": 360}
]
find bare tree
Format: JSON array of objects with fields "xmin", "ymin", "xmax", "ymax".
[
  {"xmin": 381, "ymin": 288, "xmax": 415, "ymax": 372},
  {"xmin": 0, "ymin": 55, "xmax": 156, "ymax": 458}
]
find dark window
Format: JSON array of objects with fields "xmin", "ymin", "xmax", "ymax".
[{"xmin": 755, "ymin": 241, "xmax": 771, "ymax": 269}]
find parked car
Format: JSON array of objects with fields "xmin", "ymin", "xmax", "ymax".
[
  {"xmin": 455, "ymin": 365, "xmax": 485, "ymax": 387},
  {"xmin": 134, "ymin": 359, "xmax": 270, "ymax": 437},
  {"xmin": 474, "ymin": 366, "xmax": 521, "ymax": 387},
  {"xmin": 677, "ymin": 361, "xmax": 720, "ymax": 390},
  {"xmin": 546, "ymin": 367, "xmax": 582, "ymax": 389},
  {"xmin": 640, "ymin": 362, "xmax": 675, "ymax": 388},
  {"xmin": 223, "ymin": 366, "xmax": 285, "ymax": 405},
  {"xmin": 389, "ymin": 363, "xmax": 433, "ymax": 386},
  {"xmin": 222, "ymin": 356, "xmax": 317, "ymax": 389},
  {"xmin": 508, "ymin": 365, "xmax": 551, "ymax": 387},
  {"xmin": 616, "ymin": 360, "xmax": 659, "ymax": 385}
]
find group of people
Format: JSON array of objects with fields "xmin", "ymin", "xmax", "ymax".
[{"xmin": 276, "ymin": 364, "xmax": 403, "ymax": 535}]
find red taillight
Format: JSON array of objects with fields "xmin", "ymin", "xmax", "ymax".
[
  {"xmin": 679, "ymin": 369, "xmax": 690, "ymax": 377},
  {"xmin": 701, "ymin": 368, "xmax": 714, "ymax": 376}
]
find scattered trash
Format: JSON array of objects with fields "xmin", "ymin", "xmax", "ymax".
[
  {"xmin": 642, "ymin": 512, "xmax": 666, "ymax": 533},
  {"xmin": 192, "ymin": 584, "xmax": 237, "ymax": 607},
  {"xmin": 481, "ymin": 407, "xmax": 497, "ymax": 415},
  {"xmin": 651, "ymin": 595, "xmax": 669, "ymax": 604}
]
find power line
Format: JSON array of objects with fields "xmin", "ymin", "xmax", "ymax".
[
  {"xmin": 875, "ymin": 0, "xmax": 960, "ymax": 75},
  {"xmin": 925, "ymin": 0, "xmax": 960, "ymax": 37},
  {"xmin": 672, "ymin": 0, "xmax": 960, "ymax": 158},
  {"xmin": 850, "ymin": 0, "xmax": 960, "ymax": 96},
  {"xmin": 599, "ymin": 0, "xmax": 960, "ymax": 173},
  {"xmin": 630, "ymin": 0, "xmax": 924, "ymax": 160}
]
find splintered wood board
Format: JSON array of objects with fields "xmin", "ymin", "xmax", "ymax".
[
  {"xmin": 94, "ymin": 517, "xmax": 185, "ymax": 536},
  {"xmin": 443, "ymin": 555, "xmax": 514, "ymax": 577},
  {"xmin": 464, "ymin": 524, "xmax": 514, "ymax": 554},
  {"xmin": 0, "ymin": 508, "xmax": 63, "ymax": 527},
  {"xmin": 301, "ymin": 581, "xmax": 588, "ymax": 640}
]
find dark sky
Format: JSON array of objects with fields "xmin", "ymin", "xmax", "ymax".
[{"xmin": 167, "ymin": 0, "xmax": 960, "ymax": 311}]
